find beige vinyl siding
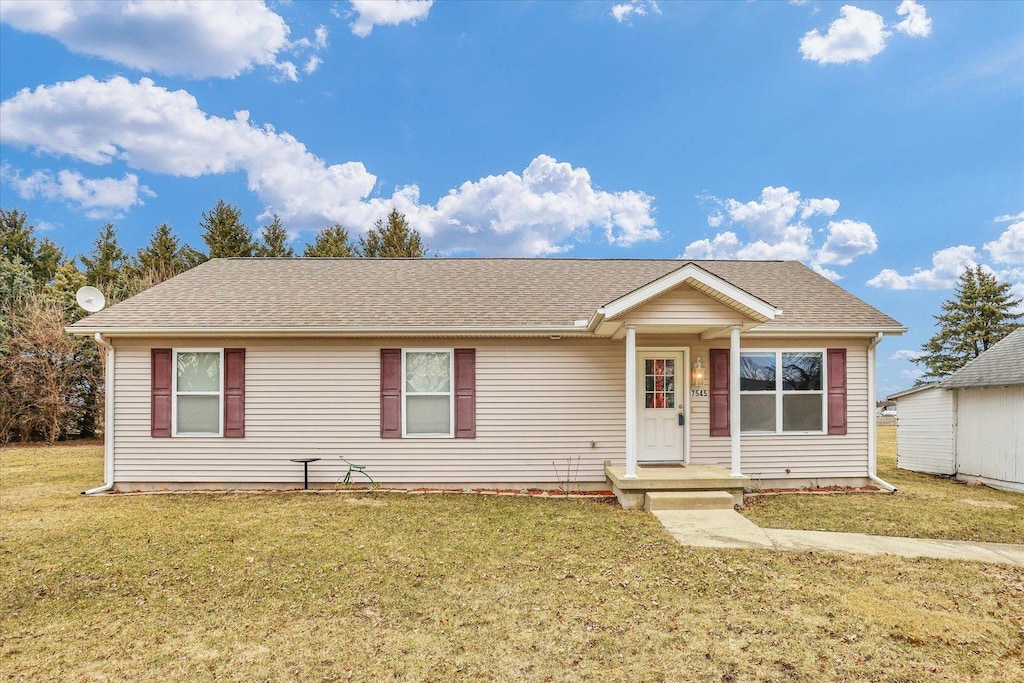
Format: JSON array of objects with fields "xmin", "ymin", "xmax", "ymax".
[
  {"xmin": 954, "ymin": 386, "xmax": 1024, "ymax": 492},
  {"xmin": 111, "ymin": 333, "xmax": 874, "ymax": 488},
  {"xmin": 895, "ymin": 386, "xmax": 955, "ymax": 475},
  {"xmin": 615, "ymin": 284, "xmax": 748, "ymax": 327},
  {"xmin": 111, "ymin": 337, "xmax": 626, "ymax": 486},
  {"xmin": 636, "ymin": 334, "xmax": 871, "ymax": 481}
]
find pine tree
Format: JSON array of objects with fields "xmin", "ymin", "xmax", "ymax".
[
  {"xmin": 200, "ymin": 200, "xmax": 256, "ymax": 258},
  {"xmin": 79, "ymin": 223, "xmax": 126, "ymax": 288},
  {"xmin": 914, "ymin": 266, "xmax": 1023, "ymax": 380},
  {"xmin": 304, "ymin": 225, "xmax": 356, "ymax": 257},
  {"xmin": 134, "ymin": 223, "xmax": 204, "ymax": 278},
  {"xmin": 33, "ymin": 238, "xmax": 65, "ymax": 285},
  {"xmin": 358, "ymin": 209, "xmax": 427, "ymax": 258},
  {"xmin": 256, "ymin": 214, "xmax": 295, "ymax": 257},
  {"xmin": 0, "ymin": 208, "xmax": 38, "ymax": 266}
]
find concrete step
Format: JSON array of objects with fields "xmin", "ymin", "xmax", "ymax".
[{"xmin": 645, "ymin": 491, "xmax": 737, "ymax": 511}]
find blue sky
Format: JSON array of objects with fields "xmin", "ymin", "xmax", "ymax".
[{"xmin": 1, "ymin": 0, "xmax": 1022, "ymax": 397}]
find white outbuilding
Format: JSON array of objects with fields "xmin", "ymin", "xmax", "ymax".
[{"xmin": 890, "ymin": 328, "xmax": 1024, "ymax": 493}]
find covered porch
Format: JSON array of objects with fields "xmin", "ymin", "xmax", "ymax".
[{"xmin": 587, "ymin": 263, "xmax": 782, "ymax": 504}]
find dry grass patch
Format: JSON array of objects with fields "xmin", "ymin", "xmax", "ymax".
[
  {"xmin": 742, "ymin": 426, "xmax": 1024, "ymax": 545},
  {"xmin": 2, "ymin": 442, "xmax": 1023, "ymax": 681}
]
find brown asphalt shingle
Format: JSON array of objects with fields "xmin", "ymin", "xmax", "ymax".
[{"xmin": 68, "ymin": 258, "xmax": 903, "ymax": 332}]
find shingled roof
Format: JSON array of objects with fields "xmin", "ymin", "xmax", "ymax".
[
  {"xmin": 68, "ymin": 258, "xmax": 903, "ymax": 335},
  {"xmin": 943, "ymin": 327, "xmax": 1024, "ymax": 389}
]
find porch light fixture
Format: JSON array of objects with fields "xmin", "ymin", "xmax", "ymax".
[{"xmin": 691, "ymin": 356, "xmax": 705, "ymax": 389}]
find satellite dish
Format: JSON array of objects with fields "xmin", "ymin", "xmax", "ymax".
[{"xmin": 75, "ymin": 286, "xmax": 106, "ymax": 313}]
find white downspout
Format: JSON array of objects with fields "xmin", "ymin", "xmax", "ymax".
[
  {"xmin": 867, "ymin": 332, "xmax": 896, "ymax": 493},
  {"xmin": 82, "ymin": 332, "xmax": 115, "ymax": 495}
]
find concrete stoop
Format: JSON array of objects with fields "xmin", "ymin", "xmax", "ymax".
[
  {"xmin": 605, "ymin": 461, "xmax": 748, "ymax": 510},
  {"xmin": 644, "ymin": 491, "xmax": 736, "ymax": 511}
]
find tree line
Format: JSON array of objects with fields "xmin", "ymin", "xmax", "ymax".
[{"xmin": 0, "ymin": 201, "xmax": 427, "ymax": 444}]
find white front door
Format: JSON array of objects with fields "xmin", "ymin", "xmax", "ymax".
[{"xmin": 637, "ymin": 351, "xmax": 686, "ymax": 462}]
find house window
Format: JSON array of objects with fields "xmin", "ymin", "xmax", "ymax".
[
  {"xmin": 403, "ymin": 349, "xmax": 454, "ymax": 437},
  {"xmin": 173, "ymin": 350, "xmax": 223, "ymax": 436},
  {"xmin": 740, "ymin": 350, "xmax": 824, "ymax": 434}
]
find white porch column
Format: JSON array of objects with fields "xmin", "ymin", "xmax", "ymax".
[
  {"xmin": 625, "ymin": 324, "xmax": 638, "ymax": 479},
  {"xmin": 729, "ymin": 325, "xmax": 742, "ymax": 477}
]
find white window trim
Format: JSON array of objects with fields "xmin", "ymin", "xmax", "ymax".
[
  {"xmin": 401, "ymin": 348, "xmax": 455, "ymax": 438},
  {"xmin": 739, "ymin": 348, "xmax": 827, "ymax": 435},
  {"xmin": 172, "ymin": 348, "xmax": 224, "ymax": 438}
]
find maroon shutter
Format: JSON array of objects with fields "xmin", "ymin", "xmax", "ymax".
[
  {"xmin": 709, "ymin": 348, "xmax": 730, "ymax": 437},
  {"xmin": 380, "ymin": 349, "xmax": 402, "ymax": 438},
  {"xmin": 151, "ymin": 348, "xmax": 172, "ymax": 438},
  {"xmin": 223, "ymin": 348, "xmax": 245, "ymax": 438},
  {"xmin": 827, "ymin": 348, "xmax": 847, "ymax": 435},
  {"xmin": 454, "ymin": 348, "xmax": 476, "ymax": 439}
]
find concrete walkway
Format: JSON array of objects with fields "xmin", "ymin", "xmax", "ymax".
[{"xmin": 652, "ymin": 509, "xmax": 1024, "ymax": 566}]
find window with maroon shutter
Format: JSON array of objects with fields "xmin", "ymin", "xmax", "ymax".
[
  {"xmin": 223, "ymin": 348, "xmax": 245, "ymax": 438},
  {"xmin": 151, "ymin": 348, "xmax": 172, "ymax": 438},
  {"xmin": 826, "ymin": 348, "xmax": 848, "ymax": 435},
  {"xmin": 380, "ymin": 349, "xmax": 402, "ymax": 438},
  {"xmin": 454, "ymin": 349, "xmax": 476, "ymax": 439},
  {"xmin": 709, "ymin": 348, "xmax": 730, "ymax": 437}
]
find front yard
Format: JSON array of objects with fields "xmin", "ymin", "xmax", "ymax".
[
  {"xmin": 2, "ymin": 441, "xmax": 1023, "ymax": 681},
  {"xmin": 742, "ymin": 426, "xmax": 1024, "ymax": 545}
]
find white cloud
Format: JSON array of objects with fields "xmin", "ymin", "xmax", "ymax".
[
  {"xmin": 867, "ymin": 245, "xmax": 978, "ymax": 289},
  {"xmin": 303, "ymin": 56, "xmax": 323, "ymax": 75},
  {"xmin": 800, "ymin": 197, "xmax": 840, "ymax": 219},
  {"xmin": 995, "ymin": 211, "xmax": 1024, "ymax": 223},
  {"xmin": 800, "ymin": 5, "xmax": 890, "ymax": 65},
  {"xmin": 611, "ymin": 1, "xmax": 661, "ymax": 24},
  {"xmin": 985, "ymin": 221, "xmax": 1024, "ymax": 265},
  {"xmin": 817, "ymin": 219, "xmax": 878, "ymax": 266},
  {"xmin": 1, "ymin": 164, "xmax": 153, "ymax": 219},
  {"xmin": 0, "ymin": 1, "xmax": 319, "ymax": 80},
  {"xmin": 314, "ymin": 25, "xmax": 329, "ymax": 49},
  {"xmin": 349, "ymin": 0, "xmax": 433, "ymax": 38},
  {"xmin": 894, "ymin": 0, "xmax": 931, "ymax": 38},
  {"xmin": 901, "ymin": 368, "xmax": 925, "ymax": 381},
  {"xmin": 683, "ymin": 186, "xmax": 877, "ymax": 276},
  {"xmin": 889, "ymin": 349, "xmax": 922, "ymax": 361},
  {"xmin": 0, "ymin": 76, "xmax": 657, "ymax": 257}
]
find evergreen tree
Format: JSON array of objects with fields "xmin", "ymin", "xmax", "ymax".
[
  {"xmin": 200, "ymin": 200, "xmax": 256, "ymax": 258},
  {"xmin": 134, "ymin": 223, "xmax": 204, "ymax": 278},
  {"xmin": 304, "ymin": 225, "xmax": 355, "ymax": 257},
  {"xmin": 33, "ymin": 238, "xmax": 65, "ymax": 285},
  {"xmin": 914, "ymin": 266, "xmax": 1023, "ymax": 380},
  {"xmin": 0, "ymin": 208, "xmax": 37, "ymax": 266},
  {"xmin": 79, "ymin": 223, "xmax": 126, "ymax": 288},
  {"xmin": 358, "ymin": 209, "xmax": 427, "ymax": 258},
  {"xmin": 256, "ymin": 214, "xmax": 295, "ymax": 257}
]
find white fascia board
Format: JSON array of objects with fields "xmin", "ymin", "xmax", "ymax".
[
  {"xmin": 742, "ymin": 326, "xmax": 908, "ymax": 337},
  {"xmin": 601, "ymin": 263, "xmax": 780, "ymax": 322},
  {"xmin": 65, "ymin": 325, "xmax": 592, "ymax": 338},
  {"xmin": 887, "ymin": 383, "xmax": 945, "ymax": 401}
]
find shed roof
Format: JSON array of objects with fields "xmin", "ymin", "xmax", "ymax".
[
  {"xmin": 68, "ymin": 258, "xmax": 904, "ymax": 335},
  {"xmin": 942, "ymin": 327, "xmax": 1024, "ymax": 389}
]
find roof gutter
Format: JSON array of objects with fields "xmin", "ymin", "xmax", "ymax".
[
  {"xmin": 82, "ymin": 333, "xmax": 115, "ymax": 495},
  {"xmin": 866, "ymin": 332, "xmax": 897, "ymax": 493},
  {"xmin": 65, "ymin": 325, "xmax": 594, "ymax": 338}
]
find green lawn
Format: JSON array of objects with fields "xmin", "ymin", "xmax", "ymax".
[
  {"xmin": 2, "ymin": 442, "xmax": 1023, "ymax": 682},
  {"xmin": 742, "ymin": 426, "xmax": 1024, "ymax": 545}
]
